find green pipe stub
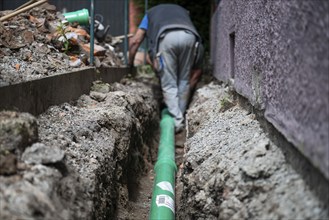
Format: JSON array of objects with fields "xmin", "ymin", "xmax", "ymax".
[{"xmin": 63, "ymin": 9, "xmax": 89, "ymax": 25}]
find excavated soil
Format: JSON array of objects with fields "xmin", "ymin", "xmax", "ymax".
[
  {"xmin": 2, "ymin": 4, "xmax": 327, "ymax": 219},
  {"xmin": 177, "ymin": 81, "xmax": 329, "ymax": 219},
  {"xmin": 0, "ymin": 74, "xmax": 161, "ymax": 219},
  {"xmin": 0, "ymin": 4, "xmax": 160, "ymax": 217},
  {"xmin": 1, "ymin": 70, "xmax": 328, "ymax": 219}
]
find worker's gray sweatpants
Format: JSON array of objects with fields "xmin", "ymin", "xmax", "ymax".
[{"xmin": 157, "ymin": 30, "xmax": 197, "ymax": 129}]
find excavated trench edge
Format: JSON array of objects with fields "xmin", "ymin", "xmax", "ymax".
[
  {"xmin": 0, "ymin": 66, "xmax": 162, "ymax": 219},
  {"xmin": 236, "ymin": 94, "xmax": 329, "ymax": 206},
  {"xmin": 0, "ymin": 67, "xmax": 131, "ymax": 115},
  {"xmin": 2, "ymin": 71, "xmax": 328, "ymax": 218}
]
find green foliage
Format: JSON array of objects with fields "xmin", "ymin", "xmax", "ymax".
[
  {"xmin": 56, "ymin": 22, "xmax": 71, "ymax": 54},
  {"xmin": 137, "ymin": 64, "xmax": 155, "ymax": 76},
  {"xmin": 220, "ymin": 97, "xmax": 234, "ymax": 112}
]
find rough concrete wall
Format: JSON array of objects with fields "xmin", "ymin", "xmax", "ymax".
[{"xmin": 211, "ymin": 0, "xmax": 329, "ymax": 179}]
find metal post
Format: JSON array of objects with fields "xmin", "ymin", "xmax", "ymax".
[
  {"xmin": 123, "ymin": 0, "xmax": 129, "ymax": 65},
  {"xmin": 90, "ymin": 0, "xmax": 95, "ymax": 66},
  {"xmin": 144, "ymin": 0, "xmax": 148, "ymax": 64}
]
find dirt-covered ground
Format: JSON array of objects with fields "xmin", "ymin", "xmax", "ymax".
[
  {"xmin": 0, "ymin": 4, "xmax": 159, "ymax": 219},
  {"xmin": 0, "ymin": 74, "xmax": 161, "ymax": 219},
  {"xmin": 2, "ymin": 2, "xmax": 327, "ymax": 220},
  {"xmin": 1, "ymin": 68, "xmax": 328, "ymax": 219},
  {"xmin": 177, "ymin": 81, "xmax": 329, "ymax": 219},
  {"xmin": 0, "ymin": 3, "xmax": 123, "ymax": 86}
]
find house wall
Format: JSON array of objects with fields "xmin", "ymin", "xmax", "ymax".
[{"xmin": 211, "ymin": 0, "xmax": 329, "ymax": 179}]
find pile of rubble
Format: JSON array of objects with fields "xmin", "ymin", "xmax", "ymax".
[{"xmin": 0, "ymin": 2, "xmax": 124, "ymax": 86}]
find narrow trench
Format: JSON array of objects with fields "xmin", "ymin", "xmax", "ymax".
[
  {"xmin": 2, "ymin": 65, "xmax": 326, "ymax": 219},
  {"xmin": 120, "ymin": 118, "xmax": 186, "ymax": 219},
  {"xmin": 117, "ymin": 73, "xmax": 211, "ymax": 219},
  {"xmin": 1, "ymin": 73, "xmax": 328, "ymax": 219}
]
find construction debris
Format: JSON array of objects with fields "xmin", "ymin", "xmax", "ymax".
[
  {"xmin": 0, "ymin": 3, "xmax": 125, "ymax": 86},
  {"xmin": 0, "ymin": 0, "xmax": 48, "ymax": 22}
]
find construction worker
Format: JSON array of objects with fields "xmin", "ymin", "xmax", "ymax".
[{"xmin": 129, "ymin": 4, "xmax": 204, "ymax": 133}]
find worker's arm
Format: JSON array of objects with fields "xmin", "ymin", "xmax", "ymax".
[{"xmin": 128, "ymin": 28, "xmax": 146, "ymax": 66}]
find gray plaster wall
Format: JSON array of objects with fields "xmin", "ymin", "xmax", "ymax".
[{"xmin": 211, "ymin": 0, "xmax": 329, "ymax": 179}]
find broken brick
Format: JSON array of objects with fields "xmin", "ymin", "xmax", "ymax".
[{"xmin": 81, "ymin": 43, "xmax": 106, "ymax": 56}]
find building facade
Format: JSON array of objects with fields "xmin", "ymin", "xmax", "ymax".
[{"xmin": 211, "ymin": 0, "xmax": 329, "ymax": 179}]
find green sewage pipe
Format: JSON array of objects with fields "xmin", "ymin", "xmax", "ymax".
[{"xmin": 150, "ymin": 109, "xmax": 177, "ymax": 220}]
